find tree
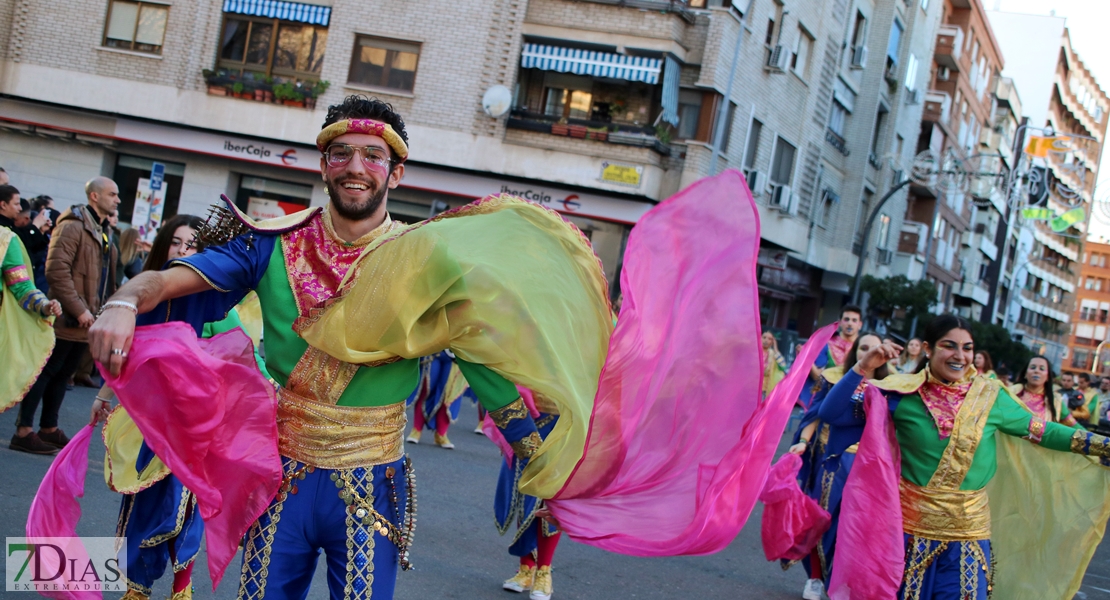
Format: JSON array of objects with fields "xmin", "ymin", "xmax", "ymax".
[
  {"xmin": 860, "ymin": 275, "xmax": 938, "ymax": 335},
  {"xmin": 968, "ymin": 320, "xmax": 1034, "ymax": 375}
]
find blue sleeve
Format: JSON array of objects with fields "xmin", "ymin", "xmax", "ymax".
[
  {"xmin": 819, "ymin": 368, "xmax": 868, "ymax": 427},
  {"xmin": 814, "ymin": 345, "xmax": 830, "ymax": 369},
  {"xmin": 136, "ymin": 235, "xmax": 276, "ymax": 336},
  {"xmin": 793, "ymin": 379, "xmax": 830, "ymax": 444}
]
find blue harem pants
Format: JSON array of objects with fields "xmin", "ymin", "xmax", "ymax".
[
  {"xmin": 238, "ymin": 456, "xmax": 409, "ymax": 600},
  {"xmin": 899, "ymin": 535, "xmax": 992, "ymax": 600}
]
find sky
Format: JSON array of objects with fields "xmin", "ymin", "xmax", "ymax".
[{"xmin": 992, "ymin": 0, "xmax": 1110, "ymax": 239}]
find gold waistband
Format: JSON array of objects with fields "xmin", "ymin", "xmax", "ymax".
[
  {"xmin": 900, "ymin": 478, "xmax": 990, "ymax": 541},
  {"xmin": 276, "ymin": 387, "xmax": 406, "ymax": 469}
]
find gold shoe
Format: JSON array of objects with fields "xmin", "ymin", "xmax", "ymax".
[
  {"xmin": 406, "ymin": 430, "xmax": 421, "ymax": 444},
  {"xmin": 169, "ymin": 585, "xmax": 193, "ymax": 600},
  {"xmin": 120, "ymin": 589, "xmax": 149, "ymax": 600},
  {"xmin": 434, "ymin": 433, "xmax": 455, "ymax": 449},
  {"xmin": 502, "ymin": 564, "xmax": 535, "ymax": 593},
  {"xmin": 530, "ymin": 566, "xmax": 553, "ymax": 600}
]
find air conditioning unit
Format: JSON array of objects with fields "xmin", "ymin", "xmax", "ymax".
[
  {"xmin": 876, "ymin": 248, "xmax": 894, "ymax": 265},
  {"xmin": 743, "ymin": 169, "xmax": 765, "ymax": 196},
  {"xmin": 850, "ymin": 45, "xmax": 868, "ymax": 69},
  {"xmin": 769, "ymin": 183, "xmax": 793, "ymax": 212},
  {"xmin": 765, "ymin": 45, "xmax": 788, "ymax": 72},
  {"xmin": 907, "ymin": 88, "xmax": 923, "ymax": 105},
  {"xmin": 937, "ymin": 66, "xmax": 951, "ymax": 81}
]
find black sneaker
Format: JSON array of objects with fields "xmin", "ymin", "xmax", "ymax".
[
  {"xmin": 10, "ymin": 432, "xmax": 59, "ymax": 455},
  {"xmin": 37, "ymin": 428, "xmax": 70, "ymax": 449}
]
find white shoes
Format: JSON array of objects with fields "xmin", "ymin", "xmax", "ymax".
[
  {"xmin": 406, "ymin": 430, "xmax": 420, "ymax": 444},
  {"xmin": 802, "ymin": 578, "xmax": 825, "ymax": 600}
]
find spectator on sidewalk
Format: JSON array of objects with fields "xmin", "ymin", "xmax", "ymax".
[{"xmin": 11, "ymin": 176, "xmax": 119, "ymax": 454}]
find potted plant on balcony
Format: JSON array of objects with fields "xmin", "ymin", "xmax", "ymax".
[
  {"xmin": 551, "ymin": 119, "xmax": 569, "ymax": 136},
  {"xmin": 202, "ymin": 69, "xmax": 228, "ymax": 96},
  {"xmin": 568, "ymin": 124, "xmax": 588, "ymax": 139},
  {"xmin": 232, "ymin": 82, "xmax": 252, "ymax": 99},
  {"xmin": 273, "ymin": 82, "xmax": 305, "ymax": 108},
  {"xmin": 303, "ymin": 80, "xmax": 330, "ymax": 110}
]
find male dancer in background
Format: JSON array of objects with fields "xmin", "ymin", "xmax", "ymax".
[{"xmin": 797, "ymin": 305, "xmax": 861, "ymax": 408}]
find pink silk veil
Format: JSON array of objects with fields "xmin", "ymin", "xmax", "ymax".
[
  {"xmin": 827, "ymin": 384, "xmax": 905, "ymax": 599},
  {"xmin": 546, "ymin": 169, "xmax": 836, "ymax": 555},
  {"xmin": 99, "ymin": 323, "xmax": 281, "ymax": 590},
  {"xmin": 25, "ymin": 424, "xmax": 100, "ymax": 600},
  {"xmin": 760, "ymin": 452, "xmax": 832, "ymax": 562}
]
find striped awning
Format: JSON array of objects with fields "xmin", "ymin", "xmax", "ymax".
[
  {"xmin": 521, "ymin": 44, "xmax": 661, "ymax": 84},
  {"xmin": 659, "ymin": 56, "xmax": 680, "ymax": 125},
  {"xmin": 222, "ymin": 0, "xmax": 331, "ymax": 26}
]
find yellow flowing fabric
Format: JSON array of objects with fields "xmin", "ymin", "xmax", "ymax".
[
  {"xmin": 0, "ymin": 228, "xmax": 54, "ymax": 411},
  {"xmin": 987, "ymin": 435, "xmax": 1110, "ymax": 599},
  {"xmin": 102, "ymin": 406, "xmax": 171, "ymax": 493},
  {"xmin": 235, "ymin": 290, "xmax": 264, "ymax": 349},
  {"xmin": 297, "ymin": 196, "xmax": 613, "ymax": 499}
]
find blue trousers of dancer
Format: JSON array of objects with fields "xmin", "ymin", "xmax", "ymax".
[
  {"xmin": 899, "ymin": 536, "xmax": 991, "ymax": 600},
  {"xmin": 238, "ymin": 456, "xmax": 409, "ymax": 600}
]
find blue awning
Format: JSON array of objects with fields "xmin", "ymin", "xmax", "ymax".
[
  {"xmin": 521, "ymin": 44, "xmax": 661, "ymax": 84},
  {"xmin": 659, "ymin": 56, "xmax": 680, "ymax": 125},
  {"xmin": 222, "ymin": 0, "xmax": 331, "ymax": 26}
]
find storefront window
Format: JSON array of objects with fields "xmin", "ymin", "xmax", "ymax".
[
  {"xmin": 236, "ymin": 175, "xmax": 314, "ymax": 219},
  {"xmin": 114, "ymin": 155, "xmax": 186, "ymax": 225}
]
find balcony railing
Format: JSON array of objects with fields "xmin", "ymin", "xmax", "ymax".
[
  {"xmin": 935, "ymin": 25, "xmax": 963, "ymax": 71},
  {"xmin": 825, "ymin": 129, "xmax": 850, "ymax": 156},
  {"xmin": 924, "ymin": 90, "xmax": 952, "ymax": 125},
  {"xmin": 507, "ymin": 109, "xmax": 672, "ymax": 156}
]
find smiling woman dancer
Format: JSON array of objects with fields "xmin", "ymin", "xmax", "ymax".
[
  {"xmin": 1010, "ymin": 356, "xmax": 1078, "ymax": 427},
  {"xmin": 821, "ymin": 314, "xmax": 1110, "ymax": 599}
]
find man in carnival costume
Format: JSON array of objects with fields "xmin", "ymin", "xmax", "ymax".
[
  {"xmin": 89, "ymin": 96, "xmax": 569, "ymax": 599},
  {"xmin": 798, "ymin": 304, "xmax": 861, "ymax": 408},
  {"xmin": 1, "ymin": 184, "xmax": 61, "ymax": 429}
]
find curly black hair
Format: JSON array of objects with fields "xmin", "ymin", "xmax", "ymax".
[{"xmin": 323, "ymin": 95, "xmax": 409, "ymax": 145}]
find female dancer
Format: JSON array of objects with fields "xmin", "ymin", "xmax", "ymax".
[
  {"xmin": 894, "ymin": 337, "xmax": 923, "ymax": 374},
  {"xmin": 973, "ymin": 350, "xmax": 996, "ymax": 379},
  {"xmin": 821, "ymin": 314, "xmax": 1110, "ymax": 598},
  {"xmin": 762, "ymin": 331, "xmax": 787, "ymax": 400},
  {"xmin": 406, "ymin": 350, "xmax": 474, "ymax": 449},
  {"xmin": 91, "ymin": 215, "xmax": 266, "ymax": 600},
  {"xmin": 788, "ymin": 332, "xmax": 885, "ymax": 600},
  {"xmin": 1010, "ymin": 356, "xmax": 1077, "ymax": 426}
]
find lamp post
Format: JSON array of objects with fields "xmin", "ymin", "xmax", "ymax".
[{"xmin": 850, "ymin": 177, "xmax": 913, "ymax": 305}]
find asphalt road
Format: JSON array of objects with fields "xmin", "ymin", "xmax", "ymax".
[{"xmin": 3, "ymin": 386, "xmax": 1110, "ymax": 599}]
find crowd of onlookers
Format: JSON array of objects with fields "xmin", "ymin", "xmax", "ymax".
[{"xmin": 1, "ymin": 169, "xmax": 156, "ymax": 455}]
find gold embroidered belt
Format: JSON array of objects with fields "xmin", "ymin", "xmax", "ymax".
[
  {"xmin": 899, "ymin": 478, "xmax": 990, "ymax": 541},
  {"xmin": 276, "ymin": 387, "xmax": 406, "ymax": 469}
]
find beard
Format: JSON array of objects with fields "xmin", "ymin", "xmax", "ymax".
[{"xmin": 327, "ymin": 174, "xmax": 388, "ymax": 221}]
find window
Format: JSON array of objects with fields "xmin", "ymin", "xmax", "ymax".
[
  {"xmin": 877, "ymin": 214, "xmax": 892, "ymax": 249},
  {"xmin": 544, "ymin": 89, "xmax": 592, "ymax": 120},
  {"xmin": 1073, "ymin": 349, "xmax": 1090, "ymax": 370},
  {"xmin": 676, "ymin": 90, "xmax": 703, "ymax": 140},
  {"xmin": 856, "ymin": 188, "xmax": 874, "ymax": 245},
  {"xmin": 103, "ymin": 1, "xmax": 168, "ymax": 55},
  {"xmin": 870, "ymin": 106, "xmax": 888, "ymax": 157},
  {"xmin": 828, "ymin": 100, "xmax": 848, "ymax": 136},
  {"xmin": 348, "ymin": 36, "xmax": 420, "ymax": 92},
  {"xmin": 792, "ymin": 28, "xmax": 814, "ymax": 78},
  {"xmin": 765, "ymin": 18, "xmax": 776, "ymax": 46},
  {"xmin": 218, "ymin": 16, "xmax": 327, "ymax": 81},
  {"xmin": 712, "ymin": 102, "xmax": 738, "ymax": 152},
  {"xmin": 817, "ymin": 188, "xmax": 839, "ymax": 228},
  {"xmin": 743, "ymin": 118, "xmax": 763, "ymax": 170},
  {"xmin": 921, "ymin": 0, "xmax": 929, "ymax": 10},
  {"xmin": 770, "ymin": 137, "xmax": 797, "ymax": 185},
  {"xmin": 904, "ymin": 54, "xmax": 919, "ymax": 90},
  {"xmin": 886, "ymin": 19, "xmax": 903, "ymax": 71},
  {"xmin": 851, "ymin": 12, "xmax": 867, "ymax": 50}
]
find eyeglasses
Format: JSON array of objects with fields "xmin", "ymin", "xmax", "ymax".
[{"xmin": 324, "ymin": 144, "xmax": 393, "ymax": 169}]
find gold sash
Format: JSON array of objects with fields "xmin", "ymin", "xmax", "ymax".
[{"xmin": 277, "ymin": 386, "xmax": 406, "ymax": 469}]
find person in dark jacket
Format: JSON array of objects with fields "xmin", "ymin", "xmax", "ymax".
[{"xmin": 11, "ymin": 177, "xmax": 119, "ymax": 454}]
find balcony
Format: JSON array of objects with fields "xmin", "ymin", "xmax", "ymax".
[
  {"xmin": 507, "ymin": 110, "xmax": 671, "ymax": 156},
  {"xmin": 954, "ymin": 281, "xmax": 991, "ymax": 306},
  {"xmin": 924, "ymin": 90, "xmax": 952, "ymax": 126},
  {"xmin": 825, "ymin": 129, "xmax": 850, "ymax": 156},
  {"xmin": 578, "ymin": 0, "xmax": 696, "ymax": 23},
  {"xmin": 935, "ymin": 25, "xmax": 964, "ymax": 71}
]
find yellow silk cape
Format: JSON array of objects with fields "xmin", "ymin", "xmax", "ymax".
[
  {"xmin": 296, "ymin": 196, "xmax": 613, "ymax": 499},
  {"xmin": 0, "ymin": 227, "xmax": 54, "ymax": 411},
  {"xmin": 102, "ymin": 406, "xmax": 171, "ymax": 493}
]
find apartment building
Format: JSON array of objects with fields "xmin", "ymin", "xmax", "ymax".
[
  {"xmin": 892, "ymin": 0, "xmax": 1002, "ymax": 319},
  {"xmin": 988, "ymin": 11, "xmax": 1109, "ymax": 367},
  {"xmin": 1065, "ymin": 241, "xmax": 1110, "ymax": 376}
]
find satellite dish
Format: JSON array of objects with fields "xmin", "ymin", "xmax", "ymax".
[{"xmin": 482, "ymin": 85, "xmax": 512, "ymax": 118}]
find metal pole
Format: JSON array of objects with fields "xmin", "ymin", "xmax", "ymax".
[
  {"xmin": 709, "ymin": 19, "xmax": 744, "ymax": 176},
  {"xmin": 850, "ymin": 178, "xmax": 913, "ymax": 304}
]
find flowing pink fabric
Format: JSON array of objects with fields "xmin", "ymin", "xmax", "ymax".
[
  {"xmin": 548, "ymin": 168, "xmax": 836, "ymax": 555},
  {"xmin": 26, "ymin": 425, "xmax": 100, "ymax": 599},
  {"xmin": 828, "ymin": 384, "xmax": 904, "ymax": 600},
  {"xmin": 483, "ymin": 386, "xmax": 540, "ymax": 465},
  {"xmin": 100, "ymin": 323, "xmax": 281, "ymax": 590},
  {"xmin": 760, "ymin": 452, "xmax": 831, "ymax": 562}
]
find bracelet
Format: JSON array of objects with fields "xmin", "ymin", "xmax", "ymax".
[
  {"xmin": 94, "ymin": 397, "xmax": 112, "ymax": 405},
  {"xmin": 98, "ymin": 300, "xmax": 138, "ymax": 316}
]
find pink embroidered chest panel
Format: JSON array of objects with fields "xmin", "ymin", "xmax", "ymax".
[
  {"xmin": 1019, "ymin": 390, "xmax": 1049, "ymax": 421},
  {"xmin": 280, "ymin": 212, "xmax": 380, "ymax": 315},
  {"xmin": 919, "ymin": 380, "xmax": 973, "ymax": 439}
]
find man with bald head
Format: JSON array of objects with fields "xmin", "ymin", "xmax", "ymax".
[{"xmin": 11, "ymin": 175, "xmax": 119, "ymax": 454}]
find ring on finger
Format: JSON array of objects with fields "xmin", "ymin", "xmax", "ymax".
[{"xmin": 111, "ymin": 348, "xmax": 128, "ymax": 357}]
